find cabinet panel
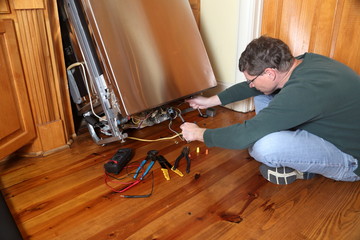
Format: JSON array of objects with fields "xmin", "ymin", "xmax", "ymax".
[
  {"xmin": 261, "ymin": 0, "xmax": 360, "ymax": 74},
  {"xmin": 13, "ymin": 0, "xmax": 44, "ymax": 10},
  {"xmin": 331, "ymin": 0, "xmax": 360, "ymax": 73},
  {"xmin": 0, "ymin": 19, "xmax": 35, "ymax": 160},
  {"xmin": 0, "ymin": 0, "xmax": 10, "ymax": 13}
]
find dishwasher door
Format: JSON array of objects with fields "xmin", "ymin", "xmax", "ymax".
[{"xmin": 80, "ymin": 0, "xmax": 217, "ymax": 115}]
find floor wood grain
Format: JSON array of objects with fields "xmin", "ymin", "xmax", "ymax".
[{"xmin": 1, "ymin": 106, "xmax": 360, "ymax": 240}]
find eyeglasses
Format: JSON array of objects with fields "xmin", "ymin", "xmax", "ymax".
[{"xmin": 246, "ymin": 71, "xmax": 264, "ymax": 85}]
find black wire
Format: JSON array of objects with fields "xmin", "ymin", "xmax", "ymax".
[{"xmin": 121, "ymin": 171, "xmax": 154, "ymax": 198}]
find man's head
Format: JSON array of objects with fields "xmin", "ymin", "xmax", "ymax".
[
  {"xmin": 239, "ymin": 36, "xmax": 294, "ymax": 76},
  {"xmin": 239, "ymin": 36, "xmax": 296, "ymax": 94}
]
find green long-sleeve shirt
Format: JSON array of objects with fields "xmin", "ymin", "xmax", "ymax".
[{"xmin": 204, "ymin": 53, "xmax": 360, "ymax": 176}]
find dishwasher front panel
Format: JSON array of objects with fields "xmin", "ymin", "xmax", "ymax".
[{"xmin": 80, "ymin": 0, "xmax": 217, "ymax": 115}]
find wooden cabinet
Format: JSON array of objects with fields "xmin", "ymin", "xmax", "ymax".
[
  {"xmin": 0, "ymin": 0, "xmax": 74, "ymax": 159},
  {"xmin": 0, "ymin": 19, "xmax": 35, "ymax": 160},
  {"xmin": 261, "ymin": 0, "xmax": 360, "ymax": 74}
]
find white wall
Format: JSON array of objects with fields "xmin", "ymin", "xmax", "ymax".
[
  {"xmin": 200, "ymin": 0, "xmax": 263, "ymax": 112},
  {"xmin": 200, "ymin": 0, "xmax": 240, "ymax": 85}
]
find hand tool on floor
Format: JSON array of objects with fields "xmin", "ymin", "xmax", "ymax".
[
  {"xmin": 157, "ymin": 155, "xmax": 184, "ymax": 180},
  {"xmin": 134, "ymin": 150, "xmax": 158, "ymax": 180},
  {"xmin": 172, "ymin": 146, "xmax": 191, "ymax": 174}
]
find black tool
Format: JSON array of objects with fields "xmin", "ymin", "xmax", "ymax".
[
  {"xmin": 197, "ymin": 108, "xmax": 208, "ymax": 118},
  {"xmin": 172, "ymin": 146, "xmax": 191, "ymax": 174},
  {"xmin": 104, "ymin": 148, "xmax": 133, "ymax": 174}
]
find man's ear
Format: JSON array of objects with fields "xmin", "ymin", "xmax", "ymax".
[{"xmin": 266, "ymin": 68, "xmax": 276, "ymax": 80}]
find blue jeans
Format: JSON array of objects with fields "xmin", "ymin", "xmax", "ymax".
[{"xmin": 249, "ymin": 95, "xmax": 360, "ymax": 182}]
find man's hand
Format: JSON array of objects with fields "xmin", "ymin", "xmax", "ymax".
[
  {"xmin": 180, "ymin": 122, "xmax": 206, "ymax": 142},
  {"xmin": 185, "ymin": 95, "xmax": 221, "ymax": 110}
]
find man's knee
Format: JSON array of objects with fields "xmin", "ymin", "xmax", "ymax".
[{"xmin": 249, "ymin": 132, "xmax": 285, "ymax": 165}]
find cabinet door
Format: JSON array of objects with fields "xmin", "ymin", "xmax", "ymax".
[{"xmin": 0, "ymin": 19, "xmax": 35, "ymax": 159}]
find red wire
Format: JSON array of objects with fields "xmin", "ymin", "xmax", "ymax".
[
  {"xmin": 103, "ymin": 163, "xmax": 143, "ymax": 193},
  {"xmin": 104, "ymin": 173, "xmax": 141, "ymax": 193}
]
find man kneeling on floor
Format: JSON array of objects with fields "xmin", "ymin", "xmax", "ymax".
[{"xmin": 180, "ymin": 36, "xmax": 360, "ymax": 185}]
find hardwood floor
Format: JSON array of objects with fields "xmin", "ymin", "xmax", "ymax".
[{"xmin": 1, "ymin": 106, "xmax": 360, "ymax": 240}]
